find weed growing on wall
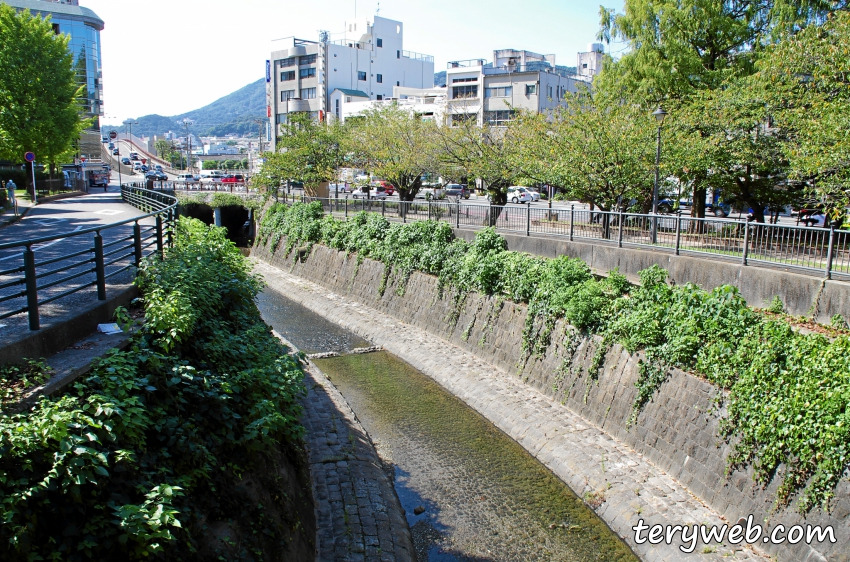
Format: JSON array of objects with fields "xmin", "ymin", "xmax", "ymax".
[
  {"xmin": 0, "ymin": 218, "xmax": 306, "ymax": 560},
  {"xmin": 257, "ymin": 202, "xmax": 850, "ymax": 512}
]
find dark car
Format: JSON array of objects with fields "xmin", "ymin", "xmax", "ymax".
[
  {"xmin": 112, "ymin": 148, "xmax": 120, "ymax": 155},
  {"xmin": 153, "ymin": 171, "xmax": 168, "ymax": 181},
  {"xmin": 121, "ymin": 157, "xmax": 131, "ymax": 165},
  {"xmin": 444, "ymin": 183, "xmax": 470, "ymax": 199}
]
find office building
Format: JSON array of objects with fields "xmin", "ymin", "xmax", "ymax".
[
  {"xmin": 445, "ymin": 48, "xmax": 592, "ymax": 127},
  {"xmin": 267, "ymin": 15, "xmax": 434, "ymax": 150}
]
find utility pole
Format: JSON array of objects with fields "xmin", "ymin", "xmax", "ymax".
[{"xmin": 181, "ymin": 118, "xmax": 194, "ymax": 173}]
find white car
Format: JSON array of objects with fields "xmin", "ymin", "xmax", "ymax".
[
  {"xmin": 351, "ymin": 186, "xmax": 387, "ymax": 199},
  {"xmin": 508, "ymin": 186, "xmax": 539, "ymax": 202},
  {"xmin": 507, "ymin": 187, "xmax": 534, "ymax": 204}
]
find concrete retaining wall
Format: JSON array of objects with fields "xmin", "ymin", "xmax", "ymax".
[
  {"xmin": 451, "ymin": 229, "xmax": 850, "ymax": 324},
  {"xmin": 254, "ymin": 239, "xmax": 849, "ymax": 562}
]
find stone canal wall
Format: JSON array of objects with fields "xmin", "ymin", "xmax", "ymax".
[{"xmin": 253, "ymin": 241, "xmax": 848, "ymax": 562}]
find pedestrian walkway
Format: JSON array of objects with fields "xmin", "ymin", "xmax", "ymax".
[{"xmin": 271, "ymin": 330, "xmax": 415, "ymax": 562}]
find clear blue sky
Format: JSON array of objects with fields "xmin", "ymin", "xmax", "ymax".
[{"xmin": 84, "ymin": 0, "xmax": 624, "ymax": 125}]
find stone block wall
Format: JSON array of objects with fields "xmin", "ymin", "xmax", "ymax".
[{"xmin": 254, "ymin": 240, "xmax": 848, "ymax": 562}]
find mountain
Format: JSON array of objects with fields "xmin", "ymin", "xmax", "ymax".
[{"xmin": 105, "ymin": 78, "xmax": 266, "ymax": 138}]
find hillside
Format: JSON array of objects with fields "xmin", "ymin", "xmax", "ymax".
[{"xmin": 104, "ymin": 78, "xmax": 266, "ymax": 138}]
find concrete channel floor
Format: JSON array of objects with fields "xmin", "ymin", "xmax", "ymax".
[{"xmin": 254, "ymin": 259, "xmax": 774, "ymax": 562}]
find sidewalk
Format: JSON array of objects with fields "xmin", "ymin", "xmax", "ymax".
[{"xmin": 0, "ymin": 196, "xmax": 34, "ymax": 229}]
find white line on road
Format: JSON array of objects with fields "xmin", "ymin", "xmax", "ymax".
[{"xmin": 0, "ymin": 226, "xmax": 86, "ymax": 261}]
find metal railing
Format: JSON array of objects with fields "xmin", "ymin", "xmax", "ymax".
[
  {"xmin": 0, "ymin": 186, "xmax": 177, "ymax": 331},
  {"xmin": 297, "ymin": 196, "xmax": 850, "ymax": 280}
]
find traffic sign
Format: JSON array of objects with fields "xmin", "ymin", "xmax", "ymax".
[
  {"xmin": 24, "ymin": 152, "xmax": 35, "ymax": 162},
  {"xmin": 141, "ymin": 158, "xmax": 147, "ymax": 164},
  {"xmin": 109, "ymin": 130, "xmax": 117, "ymax": 139}
]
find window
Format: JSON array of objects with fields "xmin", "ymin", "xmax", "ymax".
[
  {"xmin": 377, "ymin": 74, "xmax": 383, "ymax": 83},
  {"xmin": 397, "ymin": 81, "xmax": 400, "ymax": 86},
  {"xmin": 52, "ymin": 23, "xmax": 60, "ymax": 34},
  {"xmin": 485, "ymin": 86, "xmax": 512, "ymax": 98},
  {"xmin": 358, "ymin": 71, "xmax": 367, "ymax": 81},
  {"xmin": 452, "ymin": 85, "xmax": 478, "ymax": 99},
  {"xmin": 525, "ymin": 84, "xmax": 537, "ymax": 95},
  {"xmin": 397, "ymin": 50, "xmax": 400, "ymax": 59},
  {"xmin": 299, "ymin": 54, "xmax": 317, "ymax": 65},
  {"xmin": 485, "ymin": 110, "xmax": 516, "ymax": 126},
  {"xmin": 299, "ymin": 67, "xmax": 316, "ymax": 78},
  {"xmin": 279, "ymin": 57, "xmax": 295, "ymax": 67},
  {"xmin": 335, "ymin": 98, "xmax": 340, "ymax": 117},
  {"xmin": 582, "ymin": 63, "xmax": 588, "ymax": 69},
  {"xmin": 548, "ymin": 86, "xmax": 553, "ymax": 99},
  {"xmin": 453, "ymin": 77, "xmax": 476, "ymax": 83},
  {"xmin": 451, "ymin": 114, "xmax": 475, "ymax": 126},
  {"xmin": 377, "ymin": 95, "xmax": 383, "ymax": 100},
  {"xmin": 377, "ymin": 38, "xmax": 383, "ymax": 47},
  {"xmin": 280, "ymin": 90, "xmax": 295, "ymax": 102},
  {"xmin": 280, "ymin": 71, "xmax": 295, "ymax": 81},
  {"xmin": 302, "ymin": 87, "xmax": 316, "ymax": 99}
]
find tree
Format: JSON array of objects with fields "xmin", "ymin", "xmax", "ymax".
[
  {"xmin": 154, "ymin": 139, "xmax": 181, "ymax": 168},
  {"xmin": 345, "ymin": 105, "xmax": 438, "ymax": 201},
  {"xmin": 597, "ymin": 0, "xmax": 845, "ymax": 219},
  {"xmin": 0, "ymin": 5, "xmax": 88, "ymax": 172},
  {"xmin": 754, "ymin": 10, "xmax": 850, "ymax": 211},
  {"xmin": 255, "ymin": 113, "xmax": 345, "ymax": 195}
]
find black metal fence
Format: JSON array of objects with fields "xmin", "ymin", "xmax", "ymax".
[
  {"xmin": 0, "ymin": 186, "xmax": 177, "ymax": 331},
  {"xmin": 299, "ymin": 196, "xmax": 850, "ymax": 280}
]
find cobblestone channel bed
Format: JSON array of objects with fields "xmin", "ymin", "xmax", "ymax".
[{"xmin": 254, "ymin": 258, "xmax": 772, "ymax": 562}]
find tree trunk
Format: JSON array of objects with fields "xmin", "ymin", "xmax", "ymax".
[{"xmin": 690, "ymin": 181, "xmax": 707, "ymax": 233}]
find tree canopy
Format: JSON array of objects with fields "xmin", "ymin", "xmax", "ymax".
[{"xmin": 0, "ymin": 5, "xmax": 88, "ymax": 167}]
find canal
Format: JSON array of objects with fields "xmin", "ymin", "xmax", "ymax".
[{"xmin": 257, "ymin": 288, "xmax": 637, "ymax": 562}]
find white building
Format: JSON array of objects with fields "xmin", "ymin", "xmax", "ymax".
[
  {"xmin": 266, "ymin": 15, "xmax": 434, "ymax": 150},
  {"xmin": 333, "ymin": 85, "xmax": 447, "ymax": 124},
  {"xmin": 577, "ymin": 42, "xmax": 605, "ymax": 79},
  {"xmin": 444, "ymin": 48, "xmax": 593, "ymax": 127}
]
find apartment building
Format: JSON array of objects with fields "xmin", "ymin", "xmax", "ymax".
[
  {"xmin": 267, "ymin": 15, "xmax": 434, "ymax": 151},
  {"xmin": 445, "ymin": 48, "xmax": 594, "ymax": 127}
]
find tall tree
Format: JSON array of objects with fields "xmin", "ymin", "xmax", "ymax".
[
  {"xmin": 0, "ymin": 5, "xmax": 88, "ymax": 171},
  {"xmin": 255, "ymin": 113, "xmax": 345, "ymax": 195},
  {"xmin": 345, "ymin": 105, "xmax": 438, "ymax": 201},
  {"xmin": 597, "ymin": 0, "xmax": 846, "ymax": 220}
]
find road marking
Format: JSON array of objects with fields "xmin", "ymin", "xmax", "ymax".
[
  {"xmin": 93, "ymin": 209, "xmax": 123, "ymax": 216},
  {"xmin": 33, "ymin": 218, "xmax": 67, "ymax": 226}
]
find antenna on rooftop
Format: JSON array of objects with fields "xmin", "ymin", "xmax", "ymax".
[
  {"xmin": 318, "ymin": 30, "xmax": 329, "ymax": 43},
  {"xmin": 376, "ymin": 2, "xmax": 380, "ymax": 15}
]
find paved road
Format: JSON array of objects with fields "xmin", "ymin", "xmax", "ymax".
[{"xmin": 0, "ymin": 183, "xmax": 158, "ymax": 334}]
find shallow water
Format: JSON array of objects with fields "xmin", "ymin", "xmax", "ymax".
[{"xmin": 259, "ymin": 289, "xmax": 637, "ymax": 562}]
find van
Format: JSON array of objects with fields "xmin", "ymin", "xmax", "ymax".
[
  {"xmin": 176, "ymin": 173, "xmax": 198, "ymax": 188},
  {"xmin": 200, "ymin": 170, "xmax": 225, "ymax": 183}
]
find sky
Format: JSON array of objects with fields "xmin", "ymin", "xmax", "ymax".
[{"xmin": 86, "ymin": 0, "xmax": 625, "ymax": 126}]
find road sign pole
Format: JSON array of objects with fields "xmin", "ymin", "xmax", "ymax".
[{"xmin": 30, "ymin": 162, "xmax": 37, "ymax": 204}]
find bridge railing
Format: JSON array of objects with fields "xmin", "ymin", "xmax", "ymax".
[
  {"xmin": 0, "ymin": 186, "xmax": 177, "ymax": 331},
  {"xmin": 296, "ymin": 196, "xmax": 850, "ymax": 280}
]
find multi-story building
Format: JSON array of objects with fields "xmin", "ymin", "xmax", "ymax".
[
  {"xmin": 445, "ymin": 48, "xmax": 593, "ymax": 127},
  {"xmin": 3, "ymin": 0, "xmax": 104, "ymax": 128},
  {"xmin": 577, "ymin": 42, "xmax": 605, "ymax": 79},
  {"xmin": 266, "ymin": 15, "xmax": 434, "ymax": 150}
]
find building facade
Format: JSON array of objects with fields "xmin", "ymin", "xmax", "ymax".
[
  {"xmin": 3, "ymin": 0, "xmax": 104, "ymax": 129},
  {"xmin": 577, "ymin": 42, "xmax": 605, "ymax": 79},
  {"xmin": 267, "ymin": 15, "xmax": 434, "ymax": 150},
  {"xmin": 444, "ymin": 49, "xmax": 593, "ymax": 127}
]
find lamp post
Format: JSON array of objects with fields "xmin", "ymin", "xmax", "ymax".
[
  {"xmin": 123, "ymin": 119, "xmax": 138, "ymax": 180},
  {"xmin": 651, "ymin": 106, "xmax": 668, "ymax": 244}
]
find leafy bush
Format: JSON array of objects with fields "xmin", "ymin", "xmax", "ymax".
[
  {"xmin": 257, "ymin": 202, "xmax": 850, "ymax": 512},
  {"xmin": 0, "ymin": 218, "xmax": 306, "ymax": 560}
]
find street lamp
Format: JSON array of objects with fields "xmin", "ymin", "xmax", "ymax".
[{"xmin": 651, "ymin": 106, "xmax": 668, "ymax": 243}]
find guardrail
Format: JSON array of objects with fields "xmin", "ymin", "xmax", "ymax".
[
  {"xmin": 300, "ymin": 196, "xmax": 850, "ymax": 280},
  {"xmin": 0, "ymin": 186, "xmax": 177, "ymax": 331}
]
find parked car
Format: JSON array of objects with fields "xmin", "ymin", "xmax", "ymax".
[
  {"xmin": 176, "ymin": 173, "xmax": 198, "ymax": 187},
  {"xmin": 511, "ymin": 186, "xmax": 540, "ymax": 201},
  {"xmin": 507, "ymin": 186, "xmax": 534, "ymax": 204},
  {"xmin": 658, "ymin": 197, "xmax": 730, "ymax": 217},
  {"xmin": 154, "ymin": 171, "xmax": 168, "ymax": 181},
  {"xmin": 329, "ymin": 182, "xmax": 351, "ymax": 194},
  {"xmin": 371, "ymin": 180, "xmax": 394, "ymax": 196},
  {"xmin": 351, "ymin": 186, "xmax": 387, "ymax": 199},
  {"xmin": 444, "ymin": 183, "xmax": 470, "ymax": 199},
  {"xmin": 221, "ymin": 174, "xmax": 245, "ymax": 184}
]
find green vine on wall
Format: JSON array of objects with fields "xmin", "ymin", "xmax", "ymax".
[{"xmin": 257, "ymin": 202, "xmax": 850, "ymax": 513}]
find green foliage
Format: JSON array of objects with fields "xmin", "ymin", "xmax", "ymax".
[
  {"xmin": 0, "ymin": 4, "xmax": 90, "ymax": 165},
  {"xmin": 0, "ymin": 358, "xmax": 52, "ymax": 409},
  {"xmin": 259, "ymin": 204, "xmax": 850, "ymax": 512},
  {"xmin": 767, "ymin": 295, "xmax": 785, "ymax": 314},
  {"xmin": 0, "ymin": 218, "xmax": 305, "ymax": 560}
]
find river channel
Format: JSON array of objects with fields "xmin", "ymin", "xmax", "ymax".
[{"xmin": 257, "ymin": 288, "xmax": 637, "ymax": 562}]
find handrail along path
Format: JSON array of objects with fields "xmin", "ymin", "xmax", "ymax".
[{"xmin": 0, "ymin": 186, "xmax": 177, "ymax": 331}]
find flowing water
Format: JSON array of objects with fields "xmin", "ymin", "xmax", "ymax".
[{"xmin": 258, "ymin": 288, "xmax": 638, "ymax": 562}]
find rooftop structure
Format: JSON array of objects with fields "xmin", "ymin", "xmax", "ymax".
[{"xmin": 267, "ymin": 15, "xmax": 434, "ymax": 150}]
